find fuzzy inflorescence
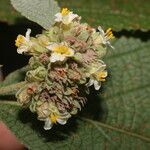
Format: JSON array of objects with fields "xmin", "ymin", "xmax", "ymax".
[{"xmin": 15, "ymin": 8, "xmax": 114, "ymax": 130}]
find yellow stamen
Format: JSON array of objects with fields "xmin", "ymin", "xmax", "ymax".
[
  {"xmin": 107, "ymin": 31, "xmax": 112, "ymax": 36},
  {"xmin": 106, "ymin": 28, "xmax": 115, "ymax": 39},
  {"xmin": 15, "ymin": 35, "xmax": 25, "ymax": 47},
  {"xmin": 108, "ymin": 34, "xmax": 114, "ymax": 39},
  {"xmin": 54, "ymin": 45, "xmax": 71, "ymax": 55},
  {"xmin": 97, "ymin": 71, "xmax": 107, "ymax": 82},
  {"xmin": 61, "ymin": 8, "xmax": 70, "ymax": 16},
  {"xmin": 50, "ymin": 114, "xmax": 58, "ymax": 123},
  {"xmin": 106, "ymin": 28, "xmax": 112, "ymax": 34}
]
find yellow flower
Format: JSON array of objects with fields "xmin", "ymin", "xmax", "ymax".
[
  {"xmin": 55, "ymin": 8, "xmax": 79, "ymax": 25},
  {"xmin": 53, "ymin": 45, "xmax": 72, "ymax": 55},
  {"xmin": 97, "ymin": 26, "xmax": 114, "ymax": 48},
  {"xmin": 105, "ymin": 28, "xmax": 115, "ymax": 40},
  {"xmin": 47, "ymin": 42, "xmax": 74, "ymax": 62},
  {"xmin": 15, "ymin": 35, "xmax": 25, "ymax": 47},
  {"xmin": 44, "ymin": 112, "xmax": 71, "ymax": 130},
  {"xmin": 96, "ymin": 70, "xmax": 107, "ymax": 82},
  {"xmin": 61, "ymin": 8, "xmax": 70, "ymax": 16},
  {"xmin": 15, "ymin": 29, "xmax": 32, "ymax": 54},
  {"xmin": 50, "ymin": 113, "xmax": 58, "ymax": 123},
  {"xmin": 86, "ymin": 62, "xmax": 107, "ymax": 90}
]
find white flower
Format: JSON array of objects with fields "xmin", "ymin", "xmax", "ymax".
[
  {"xmin": 47, "ymin": 42, "xmax": 74, "ymax": 63},
  {"xmin": 86, "ymin": 63, "xmax": 107, "ymax": 90},
  {"xmin": 44, "ymin": 113, "xmax": 71, "ymax": 130},
  {"xmin": 15, "ymin": 29, "xmax": 32, "ymax": 54},
  {"xmin": 55, "ymin": 8, "xmax": 79, "ymax": 25},
  {"xmin": 97, "ymin": 26, "xmax": 114, "ymax": 49},
  {"xmin": 86, "ymin": 79, "xmax": 101, "ymax": 90}
]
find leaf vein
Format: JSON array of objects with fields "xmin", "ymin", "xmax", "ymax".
[{"xmin": 81, "ymin": 117, "xmax": 150, "ymax": 142}]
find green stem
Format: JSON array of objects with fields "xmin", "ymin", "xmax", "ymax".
[{"xmin": 0, "ymin": 81, "xmax": 26, "ymax": 95}]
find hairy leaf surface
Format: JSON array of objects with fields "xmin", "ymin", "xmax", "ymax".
[{"xmin": 10, "ymin": 0, "xmax": 60, "ymax": 29}]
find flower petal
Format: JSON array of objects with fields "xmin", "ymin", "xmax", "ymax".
[
  {"xmin": 46, "ymin": 43, "xmax": 57, "ymax": 51},
  {"xmin": 25, "ymin": 29, "xmax": 31, "ymax": 41},
  {"xmin": 50, "ymin": 53, "xmax": 59, "ymax": 62},
  {"xmin": 50, "ymin": 53, "xmax": 66, "ymax": 62},
  {"xmin": 97, "ymin": 26, "xmax": 105, "ymax": 36},
  {"xmin": 44, "ymin": 118, "xmax": 53, "ymax": 130},
  {"xmin": 67, "ymin": 48, "xmax": 74, "ymax": 56},
  {"xmin": 57, "ymin": 118, "xmax": 67, "ymax": 125},
  {"xmin": 106, "ymin": 41, "xmax": 114, "ymax": 49},
  {"xmin": 86, "ymin": 79, "xmax": 94, "ymax": 87},
  {"xmin": 59, "ymin": 55, "xmax": 66, "ymax": 61},
  {"xmin": 99, "ymin": 64, "xmax": 107, "ymax": 72},
  {"xmin": 55, "ymin": 10, "xmax": 79, "ymax": 25},
  {"xmin": 17, "ymin": 46, "xmax": 28, "ymax": 54},
  {"xmin": 94, "ymin": 80, "xmax": 101, "ymax": 90},
  {"xmin": 55, "ymin": 13, "xmax": 62, "ymax": 22}
]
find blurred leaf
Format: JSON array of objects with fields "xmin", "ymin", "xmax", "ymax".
[
  {"xmin": 58, "ymin": 0, "xmax": 150, "ymax": 30},
  {"xmin": 0, "ymin": 37, "xmax": 150, "ymax": 149},
  {"xmin": 0, "ymin": 0, "xmax": 21, "ymax": 24},
  {"xmin": 0, "ymin": 0, "xmax": 149, "ymax": 30},
  {"xmin": 0, "ymin": 66, "xmax": 28, "ymax": 88},
  {"xmin": 0, "ymin": 82, "xmax": 26, "ymax": 96},
  {"xmin": 10, "ymin": 0, "xmax": 60, "ymax": 29},
  {"xmin": 0, "ymin": 66, "xmax": 28, "ymax": 97}
]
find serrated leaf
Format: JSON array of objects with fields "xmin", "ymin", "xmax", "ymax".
[
  {"xmin": 0, "ymin": 37, "xmax": 150, "ymax": 149},
  {"xmin": 10, "ymin": 0, "xmax": 60, "ymax": 29}
]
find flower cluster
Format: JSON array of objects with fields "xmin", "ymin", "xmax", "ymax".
[{"xmin": 16, "ymin": 8, "xmax": 114, "ymax": 130}]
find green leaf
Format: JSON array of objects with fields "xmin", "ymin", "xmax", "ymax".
[
  {"xmin": 0, "ymin": 37, "xmax": 150, "ymax": 149},
  {"xmin": 0, "ymin": 0, "xmax": 149, "ymax": 30},
  {"xmin": 0, "ymin": 66, "xmax": 28, "ymax": 97},
  {"xmin": 0, "ymin": 82, "xmax": 26, "ymax": 96},
  {"xmin": 0, "ymin": 0, "xmax": 21, "ymax": 24},
  {"xmin": 57, "ymin": 0, "xmax": 150, "ymax": 30},
  {"xmin": 0, "ymin": 66, "xmax": 28, "ymax": 87},
  {"xmin": 10, "ymin": 0, "xmax": 60, "ymax": 29}
]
